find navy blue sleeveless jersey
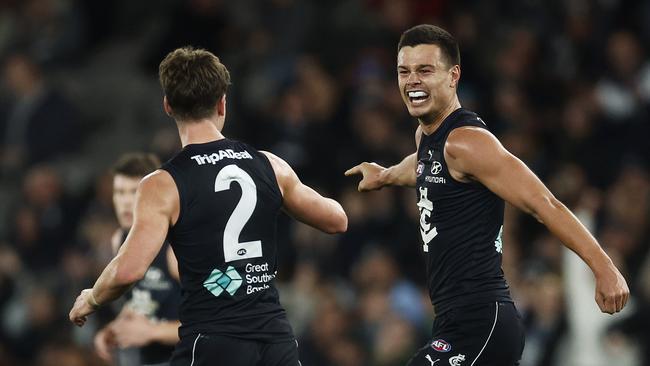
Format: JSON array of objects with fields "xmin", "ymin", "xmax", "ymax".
[
  {"xmin": 120, "ymin": 231, "xmax": 181, "ymax": 364},
  {"xmin": 415, "ymin": 108, "xmax": 512, "ymax": 316},
  {"xmin": 161, "ymin": 138, "xmax": 294, "ymax": 342}
]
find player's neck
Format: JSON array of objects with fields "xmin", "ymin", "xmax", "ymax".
[
  {"xmin": 419, "ymin": 97, "xmax": 461, "ymax": 135},
  {"xmin": 177, "ymin": 119, "xmax": 225, "ymax": 147}
]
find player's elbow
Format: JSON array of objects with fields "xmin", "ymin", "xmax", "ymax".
[
  {"xmin": 324, "ymin": 208, "xmax": 348, "ymax": 234},
  {"xmin": 525, "ymin": 193, "xmax": 564, "ymax": 224},
  {"xmin": 114, "ymin": 261, "xmax": 146, "ymax": 286}
]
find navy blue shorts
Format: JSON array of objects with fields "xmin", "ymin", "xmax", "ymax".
[
  {"xmin": 170, "ymin": 333, "xmax": 300, "ymax": 366},
  {"xmin": 407, "ymin": 302, "xmax": 525, "ymax": 366}
]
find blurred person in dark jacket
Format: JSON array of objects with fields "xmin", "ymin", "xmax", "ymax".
[
  {"xmin": 7, "ymin": 165, "xmax": 78, "ymax": 269},
  {"xmin": 1, "ymin": 52, "xmax": 80, "ymax": 175}
]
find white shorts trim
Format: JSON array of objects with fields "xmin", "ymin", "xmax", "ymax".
[{"xmin": 470, "ymin": 302, "xmax": 499, "ymax": 366}]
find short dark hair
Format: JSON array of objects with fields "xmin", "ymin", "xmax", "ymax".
[
  {"xmin": 112, "ymin": 153, "xmax": 160, "ymax": 178},
  {"xmin": 398, "ymin": 24, "xmax": 460, "ymax": 66},
  {"xmin": 159, "ymin": 46, "xmax": 231, "ymax": 121}
]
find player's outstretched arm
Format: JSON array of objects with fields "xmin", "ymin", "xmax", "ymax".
[
  {"xmin": 345, "ymin": 154, "xmax": 417, "ymax": 191},
  {"xmin": 345, "ymin": 126, "xmax": 422, "ymax": 191},
  {"xmin": 262, "ymin": 151, "xmax": 347, "ymax": 234},
  {"xmin": 69, "ymin": 171, "xmax": 177, "ymax": 326},
  {"xmin": 445, "ymin": 127, "xmax": 630, "ymax": 315}
]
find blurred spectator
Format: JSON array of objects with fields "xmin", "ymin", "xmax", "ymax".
[
  {"xmin": 1, "ymin": 53, "xmax": 80, "ymax": 176},
  {"xmin": 0, "ymin": 1, "xmax": 648, "ymax": 365},
  {"xmin": 596, "ymin": 31, "xmax": 650, "ymax": 122},
  {"xmin": 11, "ymin": 0, "xmax": 85, "ymax": 65},
  {"xmin": 520, "ymin": 273, "xmax": 566, "ymax": 366},
  {"xmin": 7, "ymin": 165, "xmax": 79, "ymax": 270}
]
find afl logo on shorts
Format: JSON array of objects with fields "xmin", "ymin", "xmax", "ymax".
[
  {"xmin": 237, "ymin": 248, "xmax": 247, "ymax": 256},
  {"xmin": 431, "ymin": 161, "xmax": 442, "ymax": 175},
  {"xmin": 416, "ymin": 162, "xmax": 425, "ymax": 177},
  {"xmin": 431, "ymin": 339, "xmax": 451, "ymax": 352}
]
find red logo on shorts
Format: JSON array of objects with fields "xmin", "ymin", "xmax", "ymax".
[
  {"xmin": 431, "ymin": 339, "xmax": 451, "ymax": 352},
  {"xmin": 416, "ymin": 162, "xmax": 425, "ymax": 177}
]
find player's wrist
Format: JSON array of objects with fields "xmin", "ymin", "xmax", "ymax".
[
  {"xmin": 588, "ymin": 249, "xmax": 616, "ymax": 275},
  {"xmin": 379, "ymin": 166, "xmax": 394, "ymax": 186},
  {"xmin": 86, "ymin": 289, "xmax": 102, "ymax": 309}
]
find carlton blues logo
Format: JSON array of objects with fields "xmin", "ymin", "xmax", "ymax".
[
  {"xmin": 416, "ymin": 161, "xmax": 425, "ymax": 177},
  {"xmin": 431, "ymin": 339, "xmax": 451, "ymax": 352}
]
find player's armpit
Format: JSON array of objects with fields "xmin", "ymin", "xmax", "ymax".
[
  {"xmin": 166, "ymin": 245, "xmax": 180, "ymax": 282},
  {"xmin": 262, "ymin": 151, "xmax": 347, "ymax": 234}
]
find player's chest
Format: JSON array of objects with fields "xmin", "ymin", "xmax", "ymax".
[{"xmin": 416, "ymin": 145, "xmax": 452, "ymax": 191}]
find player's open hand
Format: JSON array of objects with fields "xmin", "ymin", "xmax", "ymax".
[
  {"xmin": 594, "ymin": 265, "xmax": 630, "ymax": 314},
  {"xmin": 69, "ymin": 288, "xmax": 98, "ymax": 326},
  {"xmin": 345, "ymin": 162, "xmax": 387, "ymax": 191},
  {"xmin": 111, "ymin": 309, "xmax": 155, "ymax": 348},
  {"xmin": 94, "ymin": 326, "xmax": 117, "ymax": 361}
]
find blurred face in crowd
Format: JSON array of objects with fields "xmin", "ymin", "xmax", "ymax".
[
  {"xmin": 3, "ymin": 54, "xmax": 41, "ymax": 97},
  {"xmin": 397, "ymin": 44, "xmax": 459, "ymax": 124},
  {"xmin": 113, "ymin": 174, "xmax": 141, "ymax": 229}
]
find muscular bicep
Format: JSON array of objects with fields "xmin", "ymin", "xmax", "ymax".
[
  {"xmin": 114, "ymin": 172, "xmax": 177, "ymax": 282},
  {"xmin": 446, "ymin": 128, "xmax": 555, "ymax": 217}
]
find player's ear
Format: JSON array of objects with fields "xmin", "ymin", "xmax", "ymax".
[
  {"xmin": 449, "ymin": 65, "xmax": 460, "ymax": 88},
  {"xmin": 163, "ymin": 96, "xmax": 173, "ymax": 117},
  {"xmin": 217, "ymin": 95, "xmax": 226, "ymax": 117}
]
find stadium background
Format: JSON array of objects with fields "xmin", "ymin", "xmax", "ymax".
[{"xmin": 0, "ymin": 0, "xmax": 649, "ymax": 365}]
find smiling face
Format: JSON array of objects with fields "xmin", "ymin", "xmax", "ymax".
[{"xmin": 397, "ymin": 44, "xmax": 460, "ymax": 124}]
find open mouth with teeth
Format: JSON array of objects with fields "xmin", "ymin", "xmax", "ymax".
[{"xmin": 407, "ymin": 90, "xmax": 430, "ymax": 105}]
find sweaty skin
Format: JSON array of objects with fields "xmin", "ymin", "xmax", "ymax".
[{"xmin": 345, "ymin": 43, "xmax": 629, "ymax": 315}]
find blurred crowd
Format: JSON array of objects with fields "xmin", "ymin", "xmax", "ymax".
[{"xmin": 0, "ymin": 0, "xmax": 649, "ymax": 365}]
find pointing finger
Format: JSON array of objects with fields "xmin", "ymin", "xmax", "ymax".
[{"xmin": 345, "ymin": 165, "xmax": 361, "ymax": 176}]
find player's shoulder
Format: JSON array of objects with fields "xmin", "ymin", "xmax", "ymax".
[
  {"xmin": 141, "ymin": 169, "xmax": 174, "ymax": 185},
  {"xmin": 259, "ymin": 151, "xmax": 296, "ymax": 196},
  {"xmin": 138, "ymin": 169, "xmax": 178, "ymax": 198},
  {"xmin": 260, "ymin": 151, "xmax": 290, "ymax": 172},
  {"xmin": 445, "ymin": 126, "xmax": 500, "ymax": 161},
  {"xmin": 450, "ymin": 108, "xmax": 486, "ymax": 126}
]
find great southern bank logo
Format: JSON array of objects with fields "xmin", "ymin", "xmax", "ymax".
[{"xmin": 203, "ymin": 266, "xmax": 243, "ymax": 297}]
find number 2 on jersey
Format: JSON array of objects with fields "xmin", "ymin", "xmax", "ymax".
[{"xmin": 214, "ymin": 164, "xmax": 263, "ymax": 262}]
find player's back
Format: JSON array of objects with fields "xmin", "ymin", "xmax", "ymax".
[{"xmin": 161, "ymin": 138, "xmax": 293, "ymax": 342}]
